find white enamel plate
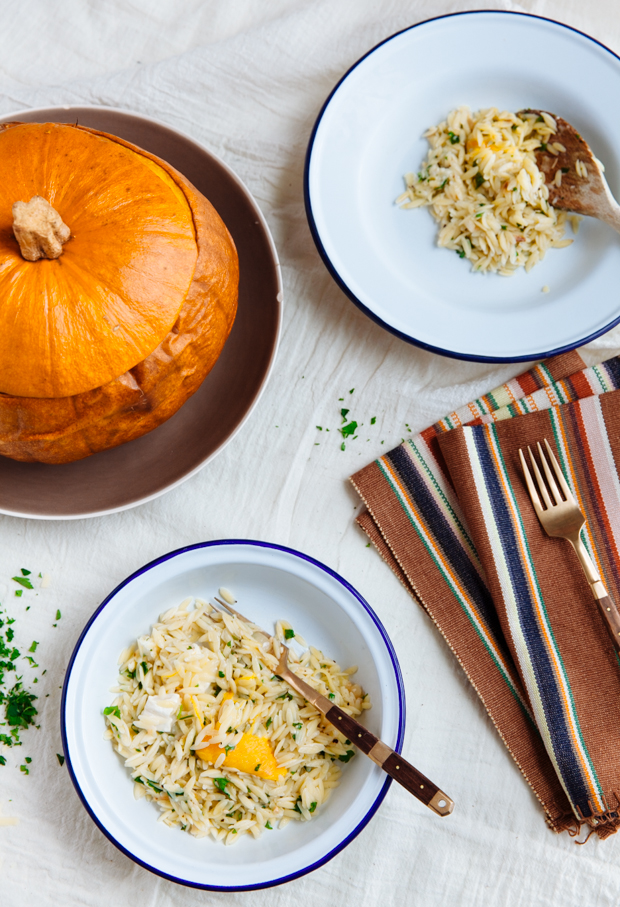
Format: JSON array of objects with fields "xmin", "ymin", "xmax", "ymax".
[
  {"xmin": 305, "ymin": 11, "xmax": 620, "ymax": 361},
  {"xmin": 61, "ymin": 541, "xmax": 404, "ymax": 891}
]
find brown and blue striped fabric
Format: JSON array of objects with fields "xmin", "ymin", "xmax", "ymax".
[{"xmin": 352, "ymin": 350, "xmax": 620, "ymax": 838}]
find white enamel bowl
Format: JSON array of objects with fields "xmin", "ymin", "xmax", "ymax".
[
  {"xmin": 61, "ymin": 540, "xmax": 405, "ymax": 891},
  {"xmin": 305, "ymin": 11, "xmax": 620, "ymax": 361}
]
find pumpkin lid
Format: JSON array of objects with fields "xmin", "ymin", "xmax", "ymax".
[{"xmin": 0, "ymin": 123, "xmax": 198, "ymax": 398}]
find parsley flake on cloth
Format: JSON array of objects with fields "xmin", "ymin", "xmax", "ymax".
[{"xmin": 0, "ymin": 597, "xmax": 43, "ymax": 770}]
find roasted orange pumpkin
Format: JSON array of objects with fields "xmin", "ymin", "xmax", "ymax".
[{"xmin": 0, "ymin": 122, "xmax": 238, "ymax": 463}]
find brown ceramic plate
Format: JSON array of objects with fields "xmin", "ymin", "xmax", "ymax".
[{"xmin": 0, "ymin": 106, "xmax": 282, "ymax": 519}]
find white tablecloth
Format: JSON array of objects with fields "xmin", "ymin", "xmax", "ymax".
[{"xmin": 2, "ymin": 2, "xmax": 620, "ymax": 904}]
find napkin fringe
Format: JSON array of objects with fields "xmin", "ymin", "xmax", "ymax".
[{"xmin": 574, "ymin": 793, "xmax": 620, "ymax": 840}]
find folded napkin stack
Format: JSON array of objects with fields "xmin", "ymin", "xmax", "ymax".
[{"xmin": 352, "ymin": 349, "xmax": 620, "ymax": 839}]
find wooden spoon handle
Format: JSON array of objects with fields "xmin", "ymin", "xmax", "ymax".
[{"xmin": 324, "ymin": 703, "xmax": 454, "ymax": 816}]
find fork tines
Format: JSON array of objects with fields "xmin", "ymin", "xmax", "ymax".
[{"xmin": 518, "ymin": 438, "xmax": 574, "ymax": 513}]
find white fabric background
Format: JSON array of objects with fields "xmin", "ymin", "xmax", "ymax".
[{"xmin": 1, "ymin": 2, "xmax": 620, "ymax": 905}]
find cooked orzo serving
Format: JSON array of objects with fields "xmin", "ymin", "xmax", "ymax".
[
  {"xmin": 104, "ymin": 597, "xmax": 370, "ymax": 844},
  {"xmin": 397, "ymin": 106, "xmax": 577, "ymax": 275}
]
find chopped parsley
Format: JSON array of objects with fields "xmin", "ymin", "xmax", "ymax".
[
  {"xmin": 340, "ymin": 421, "xmax": 358, "ymax": 438},
  {"xmin": 328, "ymin": 693, "xmax": 335, "ymax": 700},
  {"xmin": 224, "ymin": 744, "xmax": 236, "ymax": 755},
  {"xmin": 309, "ymin": 802, "xmax": 317, "ymax": 813},
  {"xmin": 103, "ymin": 706, "xmax": 121, "ymax": 719},
  {"xmin": 12, "ymin": 576, "xmax": 33, "ymax": 590},
  {"xmin": 370, "ymin": 416, "xmax": 376, "ymax": 425},
  {"xmin": 254, "ymin": 763, "xmax": 261, "ymax": 772},
  {"xmin": 284, "ymin": 628, "xmax": 295, "ymax": 640},
  {"xmin": 277, "ymin": 692, "xmax": 293, "ymax": 701},
  {"xmin": 474, "ymin": 172, "xmax": 485, "ymax": 188},
  {"xmin": 28, "ymin": 641, "xmax": 38, "ymax": 653},
  {"xmin": 20, "ymin": 569, "xmax": 31, "ymax": 577},
  {"xmin": 141, "ymin": 661, "xmax": 149, "ymax": 674},
  {"xmin": 265, "ymin": 821, "xmax": 273, "ymax": 829},
  {"xmin": 448, "ymin": 131, "xmax": 460, "ymax": 144},
  {"xmin": 340, "ymin": 408, "xmax": 349, "ymax": 422},
  {"xmin": 5, "ymin": 684, "xmax": 38, "ymax": 729},
  {"xmin": 214, "ymin": 777, "xmax": 230, "ymax": 795},
  {"xmin": 338, "ymin": 750, "xmax": 355, "ymax": 763},
  {"xmin": 56, "ymin": 753, "xmax": 65, "ymax": 766},
  {"xmin": 55, "ymin": 610, "xmax": 61, "ymax": 621},
  {"xmin": 457, "ymin": 250, "xmax": 466, "ymax": 258},
  {"xmin": 218, "ymin": 671, "xmax": 225, "ymax": 678},
  {"xmin": 265, "ymin": 717, "xmax": 272, "ymax": 729}
]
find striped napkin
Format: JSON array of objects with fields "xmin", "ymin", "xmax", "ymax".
[{"xmin": 351, "ymin": 350, "xmax": 620, "ymax": 839}]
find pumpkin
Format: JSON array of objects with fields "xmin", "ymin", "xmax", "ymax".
[{"xmin": 0, "ymin": 122, "xmax": 238, "ymax": 463}]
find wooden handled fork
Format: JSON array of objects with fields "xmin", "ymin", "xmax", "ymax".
[
  {"xmin": 519, "ymin": 439, "xmax": 620, "ymax": 654},
  {"xmin": 212, "ymin": 596, "xmax": 454, "ymax": 816}
]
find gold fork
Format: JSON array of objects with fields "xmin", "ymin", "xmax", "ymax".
[
  {"xmin": 519, "ymin": 439, "xmax": 620, "ymax": 655},
  {"xmin": 211, "ymin": 596, "xmax": 454, "ymax": 816}
]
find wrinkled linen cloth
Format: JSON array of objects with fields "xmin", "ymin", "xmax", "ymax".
[
  {"xmin": 352, "ymin": 350, "xmax": 620, "ymax": 839},
  {"xmin": 5, "ymin": 3, "xmax": 620, "ymax": 907}
]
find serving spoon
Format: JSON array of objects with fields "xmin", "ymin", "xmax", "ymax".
[
  {"xmin": 211, "ymin": 595, "xmax": 454, "ymax": 816},
  {"xmin": 521, "ymin": 109, "xmax": 620, "ymax": 234}
]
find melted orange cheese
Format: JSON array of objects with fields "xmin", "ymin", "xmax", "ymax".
[{"xmin": 194, "ymin": 691, "xmax": 284, "ymax": 781}]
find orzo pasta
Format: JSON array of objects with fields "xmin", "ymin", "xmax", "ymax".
[
  {"xmin": 104, "ymin": 597, "xmax": 370, "ymax": 844},
  {"xmin": 396, "ymin": 106, "xmax": 577, "ymax": 275}
]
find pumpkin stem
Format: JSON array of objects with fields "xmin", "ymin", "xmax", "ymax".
[{"xmin": 12, "ymin": 196, "xmax": 70, "ymax": 261}]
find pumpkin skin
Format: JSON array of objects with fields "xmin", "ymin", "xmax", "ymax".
[{"xmin": 0, "ymin": 123, "xmax": 239, "ymax": 464}]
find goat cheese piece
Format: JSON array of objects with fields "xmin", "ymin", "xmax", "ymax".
[{"xmin": 135, "ymin": 692, "xmax": 181, "ymax": 733}]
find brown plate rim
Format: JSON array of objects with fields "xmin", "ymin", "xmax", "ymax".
[{"xmin": 0, "ymin": 105, "xmax": 282, "ymax": 520}]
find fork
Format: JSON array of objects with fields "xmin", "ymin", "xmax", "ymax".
[
  {"xmin": 519, "ymin": 439, "xmax": 620, "ymax": 655},
  {"xmin": 211, "ymin": 596, "xmax": 454, "ymax": 816}
]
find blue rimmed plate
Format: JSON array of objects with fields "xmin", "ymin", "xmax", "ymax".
[
  {"xmin": 61, "ymin": 540, "xmax": 405, "ymax": 891},
  {"xmin": 305, "ymin": 11, "xmax": 620, "ymax": 362}
]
